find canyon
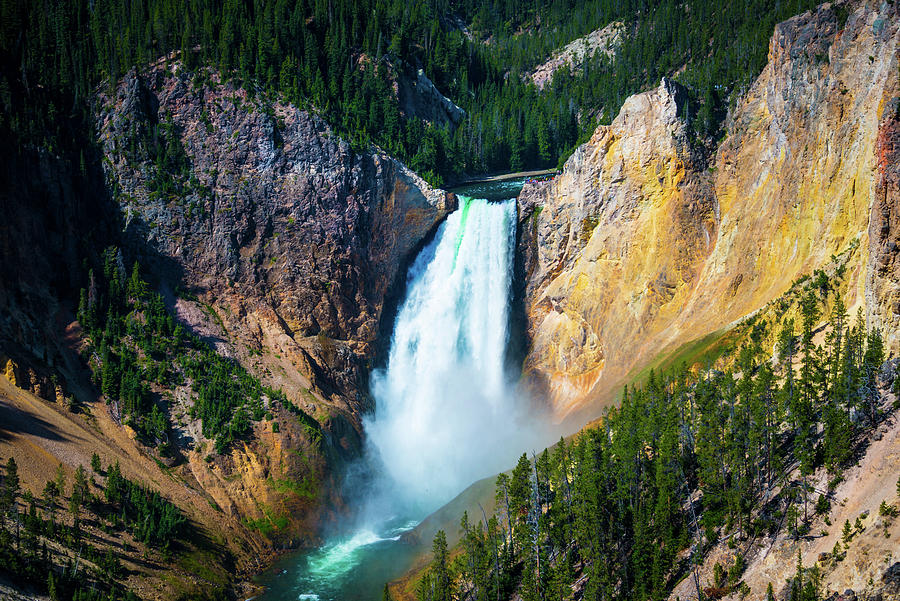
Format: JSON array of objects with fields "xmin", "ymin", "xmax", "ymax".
[
  {"xmin": 1, "ymin": 0, "xmax": 899, "ymax": 599},
  {"xmin": 1, "ymin": 59, "xmax": 456, "ymax": 597}
]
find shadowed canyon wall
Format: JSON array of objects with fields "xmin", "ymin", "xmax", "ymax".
[{"xmin": 1, "ymin": 58, "xmax": 455, "ymax": 582}]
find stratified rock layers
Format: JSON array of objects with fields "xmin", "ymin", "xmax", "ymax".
[{"xmin": 519, "ymin": 2, "xmax": 900, "ymax": 417}]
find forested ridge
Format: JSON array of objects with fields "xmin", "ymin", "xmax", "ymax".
[
  {"xmin": 409, "ymin": 278, "xmax": 900, "ymax": 601},
  {"xmin": 1, "ymin": 0, "xmax": 827, "ymax": 184}
]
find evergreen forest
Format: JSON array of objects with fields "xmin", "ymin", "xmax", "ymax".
[
  {"xmin": 0, "ymin": 455, "xmax": 185, "ymax": 601},
  {"xmin": 411, "ymin": 284, "xmax": 900, "ymax": 601},
  {"xmin": 75, "ymin": 247, "xmax": 320, "ymax": 455},
  {"xmin": 1, "ymin": 0, "xmax": 828, "ymax": 184}
]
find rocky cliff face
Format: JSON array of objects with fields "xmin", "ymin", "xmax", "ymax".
[
  {"xmin": 519, "ymin": 1, "xmax": 900, "ymax": 418},
  {"xmin": 88, "ymin": 60, "xmax": 456, "ymax": 553},
  {"xmin": 527, "ymin": 21, "xmax": 624, "ymax": 90},
  {"xmin": 518, "ymin": 76, "xmax": 717, "ymax": 414},
  {"xmin": 0, "ymin": 137, "xmax": 114, "ymax": 398},
  {"xmin": 396, "ymin": 67, "xmax": 466, "ymax": 127},
  {"xmin": 866, "ymin": 32, "xmax": 900, "ymax": 351},
  {"xmin": 97, "ymin": 61, "xmax": 455, "ymax": 416},
  {"xmin": 0, "ymin": 59, "xmax": 454, "ymax": 584}
]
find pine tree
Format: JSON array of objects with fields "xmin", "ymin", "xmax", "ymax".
[
  {"xmin": 72, "ymin": 465, "xmax": 89, "ymax": 505},
  {"xmin": 48, "ymin": 570, "xmax": 59, "ymax": 601},
  {"xmin": 54, "ymin": 465, "xmax": 66, "ymax": 502},
  {"xmin": 841, "ymin": 519, "xmax": 852, "ymax": 543},
  {"xmin": 823, "ymin": 298, "xmax": 853, "ymax": 473},
  {"xmin": 2, "ymin": 457, "xmax": 19, "ymax": 514},
  {"xmin": 862, "ymin": 327, "xmax": 884, "ymax": 423},
  {"xmin": 417, "ymin": 530, "xmax": 452, "ymax": 601},
  {"xmin": 127, "ymin": 261, "xmax": 145, "ymax": 300},
  {"xmin": 825, "ymin": 297, "xmax": 847, "ymax": 404},
  {"xmin": 755, "ymin": 361, "xmax": 780, "ymax": 490},
  {"xmin": 796, "ymin": 292, "xmax": 820, "ymax": 521},
  {"xmin": 77, "ymin": 287, "xmax": 89, "ymax": 327}
]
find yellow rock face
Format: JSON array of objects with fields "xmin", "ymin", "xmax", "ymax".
[
  {"xmin": 3, "ymin": 358, "xmax": 17, "ymax": 386},
  {"xmin": 519, "ymin": 2, "xmax": 900, "ymax": 420},
  {"xmin": 520, "ymin": 77, "xmax": 717, "ymax": 417}
]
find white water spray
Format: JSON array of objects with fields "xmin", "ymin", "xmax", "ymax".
[{"xmin": 364, "ymin": 195, "xmax": 548, "ymax": 514}]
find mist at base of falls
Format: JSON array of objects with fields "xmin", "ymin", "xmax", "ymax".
[{"xmin": 257, "ymin": 190, "xmax": 559, "ymax": 601}]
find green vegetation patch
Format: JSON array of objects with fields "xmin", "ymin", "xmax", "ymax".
[
  {"xmin": 243, "ymin": 503, "xmax": 290, "ymax": 536},
  {"xmin": 77, "ymin": 247, "xmax": 303, "ymax": 454},
  {"xmin": 268, "ymin": 475, "xmax": 318, "ymax": 501}
]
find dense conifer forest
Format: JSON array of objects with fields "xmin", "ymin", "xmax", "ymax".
[
  {"xmin": 410, "ymin": 283, "xmax": 899, "ymax": 601},
  {"xmin": 1, "ymin": 0, "xmax": 824, "ymax": 184}
]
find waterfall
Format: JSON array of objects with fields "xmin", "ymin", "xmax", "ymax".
[
  {"xmin": 365, "ymin": 195, "xmax": 543, "ymax": 514},
  {"xmin": 258, "ymin": 193, "xmax": 555, "ymax": 601}
]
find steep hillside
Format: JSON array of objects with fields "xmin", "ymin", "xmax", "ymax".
[
  {"xmin": 0, "ymin": 59, "xmax": 454, "ymax": 598},
  {"xmin": 669, "ymin": 398, "xmax": 900, "ymax": 601},
  {"xmin": 0, "ymin": 378, "xmax": 252, "ymax": 600},
  {"xmin": 518, "ymin": 0, "xmax": 900, "ymax": 419}
]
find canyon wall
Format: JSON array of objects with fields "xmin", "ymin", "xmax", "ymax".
[
  {"xmin": 91, "ymin": 60, "xmax": 456, "ymax": 551},
  {"xmin": 1, "ymin": 58, "xmax": 455, "ymax": 586},
  {"xmin": 97, "ymin": 63, "xmax": 455, "ymax": 419},
  {"xmin": 519, "ymin": 0, "xmax": 900, "ymax": 418}
]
